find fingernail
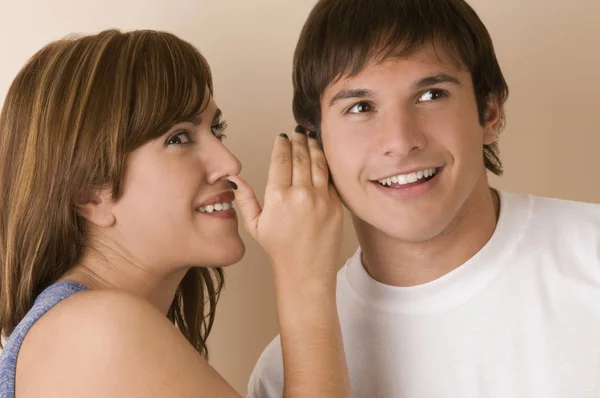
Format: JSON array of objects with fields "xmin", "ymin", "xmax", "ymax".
[
  {"xmin": 308, "ymin": 131, "xmax": 317, "ymax": 139},
  {"xmin": 294, "ymin": 125, "xmax": 307, "ymax": 134},
  {"xmin": 279, "ymin": 133, "xmax": 289, "ymax": 139},
  {"xmin": 227, "ymin": 180, "xmax": 238, "ymax": 190}
]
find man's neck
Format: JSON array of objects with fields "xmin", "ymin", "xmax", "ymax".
[{"xmin": 355, "ymin": 184, "xmax": 500, "ymax": 287}]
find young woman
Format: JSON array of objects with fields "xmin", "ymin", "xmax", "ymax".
[{"xmin": 0, "ymin": 30, "xmax": 350, "ymax": 397}]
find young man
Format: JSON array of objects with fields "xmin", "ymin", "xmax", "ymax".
[{"xmin": 249, "ymin": 0, "xmax": 600, "ymax": 396}]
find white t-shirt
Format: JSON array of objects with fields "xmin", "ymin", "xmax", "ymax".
[{"xmin": 248, "ymin": 191, "xmax": 600, "ymax": 398}]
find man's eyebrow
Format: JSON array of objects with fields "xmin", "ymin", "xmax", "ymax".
[
  {"xmin": 414, "ymin": 73, "xmax": 462, "ymax": 89},
  {"xmin": 327, "ymin": 74, "xmax": 461, "ymax": 108},
  {"xmin": 328, "ymin": 89, "xmax": 376, "ymax": 108}
]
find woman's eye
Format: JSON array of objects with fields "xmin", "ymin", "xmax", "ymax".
[
  {"xmin": 166, "ymin": 131, "xmax": 191, "ymax": 146},
  {"xmin": 347, "ymin": 102, "xmax": 373, "ymax": 114},
  {"xmin": 418, "ymin": 89, "xmax": 446, "ymax": 103},
  {"xmin": 211, "ymin": 120, "xmax": 228, "ymax": 141}
]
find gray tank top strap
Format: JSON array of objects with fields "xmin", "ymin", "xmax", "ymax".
[{"xmin": 0, "ymin": 280, "xmax": 87, "ymax": 398}]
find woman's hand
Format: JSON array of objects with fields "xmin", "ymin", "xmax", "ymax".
[{"xmin": 228, "ymin": 128, "xmax": 343, "ymax": 284}]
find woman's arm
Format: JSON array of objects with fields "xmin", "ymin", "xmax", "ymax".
[{"xmin": 229, "ymin": 128, "xmax": 351, "ymax": 397}]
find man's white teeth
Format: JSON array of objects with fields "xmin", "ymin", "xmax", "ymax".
[
  {"xmin": 198, "ymin": 202, "xmax": 233, "ymax": 213},
  {"xmin": 377, "ymin": 168, "xmax": 438, "ymax": 186}
]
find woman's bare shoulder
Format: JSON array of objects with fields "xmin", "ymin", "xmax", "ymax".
[{"xmin": 16, "ymin": 289, "xmax": 239, "ymax": 398}]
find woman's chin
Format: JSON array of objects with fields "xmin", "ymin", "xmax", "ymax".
[{"xmin": 208, "ymin": 240, "xmax": 246, "ymax": 267}]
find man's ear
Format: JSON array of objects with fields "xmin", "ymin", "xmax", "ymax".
[
  {"xmin": 74, "ymin": 185, "xmax": 116, "ymax": 228},
  {"xmin": 482, "ymin": 97, "xmax": 504, "ymax": 146}
]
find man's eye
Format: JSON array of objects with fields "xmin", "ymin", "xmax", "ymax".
[
  {"xmin": 418, "ymin": 89, "xmax": 447, "ymax": 103},
  {"xmin": 347, "ymin": 102, "xmax": 373, "ymax": 114},
  {"xmin": 166, "ymin": 131, "xmax": 191, "ymax": 146}
]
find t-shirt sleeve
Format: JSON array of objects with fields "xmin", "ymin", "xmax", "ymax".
[{"xmin": 247, "ymin": 335, "xmax": 284, "ymax": 398}]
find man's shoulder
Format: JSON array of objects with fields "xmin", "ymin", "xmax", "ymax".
[
  {"xmin": 527, "ymin": 192, "xmax": 600, "ymax": 228},
  {"xmin": 506, "ymin": 190, "xmax": 600, "ymax": 225},
  {"xmin": 499, "ymin": 191, "xmax": 600, "ymax": 271},
  {"xmin": 247, "ymin": 335, "xmax": 284, "ymax": 398},
  {"xmin": 512, "ymin": 192, "xmax": 600, "ymax": 265},
  {"xmin": 530, "ymin": 192, "xmax": 600, "ymax": 211}
]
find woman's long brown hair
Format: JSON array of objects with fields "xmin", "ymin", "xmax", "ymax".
[{"xmin": 0, "ymin": 30, "xmax": 224, "ymax": 358}]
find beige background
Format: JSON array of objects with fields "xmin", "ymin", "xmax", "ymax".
[{"xmin": 1, "ymin": 0, "xmax": 599, "ymax": 394}]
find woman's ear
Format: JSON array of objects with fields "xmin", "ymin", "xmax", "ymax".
[
  {"xmin": 74, "ymin": 185, "xmax": 116, "ymax": 228},
  {"xmin": 482, "ymin": 97, "xmax": 503, "ymax": 146}
]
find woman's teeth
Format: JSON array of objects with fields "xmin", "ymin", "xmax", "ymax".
[
  {"xmin": 197, "ymin": 202, "xmax": 233, "ymax": 213},
  {"xmin": 377, "ymin": 168, "xmax": 438, "ymax": 187}
]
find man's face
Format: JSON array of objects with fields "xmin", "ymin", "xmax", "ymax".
[{"xmin": 320, "ymin": 44, "xmax": 500, "ymax": 243}]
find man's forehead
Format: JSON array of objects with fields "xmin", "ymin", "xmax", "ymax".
[{"xmin": 323, "ymin": 50, "xmax": 465, "ymax": 98}]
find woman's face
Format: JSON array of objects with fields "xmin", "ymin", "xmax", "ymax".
[{"xmin": 109, "ymin": 98, "xmax": 245, "ymax": 272}]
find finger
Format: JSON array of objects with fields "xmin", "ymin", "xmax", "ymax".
[
  {"xmin": 307, "ymin": 131, "xmax": 330, "ymax": 188},
  {"xmin": 227, "ymin": 175, "xmax": 261, "ymax": 240},
  {"xmin": 291, "ymin": 127, "xmax": 312, "ymax": 186},
  {"xmin": 266, "ymin": 134, "xmax": 292, "ymax": 192}
]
